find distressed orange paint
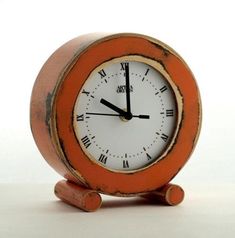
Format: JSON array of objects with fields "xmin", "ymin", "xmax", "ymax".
[{"xmin": 30, "ymin": 33, "xmax": 202, "ymax": 210}]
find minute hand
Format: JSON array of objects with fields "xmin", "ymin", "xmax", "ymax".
[{"xmin": 125, "ymin": 63, "xmax": 131, "ymax": 115}]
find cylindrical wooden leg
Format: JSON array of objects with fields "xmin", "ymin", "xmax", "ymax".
[
  {"xmin": 141, "ymin": 183, "xmax": 184, "ymax": 206},
  {"xmin": 54, "ymin": 180, "xmax": 102, "ymax": 212}
]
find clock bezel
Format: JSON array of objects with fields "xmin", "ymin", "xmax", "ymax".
[
  {"xmin": 50, "ymin": 33, "xmax": 201, "ymax": 195},
  {"xmin": 72, "ymin": 55, "xmax": 182, "ymax": 173}
]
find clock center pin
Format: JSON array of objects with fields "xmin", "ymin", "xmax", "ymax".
[{"xmin": 120, "ymin": 108, "xmax": 132, "ymax": 121}]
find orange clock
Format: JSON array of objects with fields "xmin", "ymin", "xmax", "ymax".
[{"xmin": 30, "ymin": 33, "xmax": 202, "ymax": 211}]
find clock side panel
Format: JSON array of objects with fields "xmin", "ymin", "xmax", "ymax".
[{"xmin": 30, "ymin": 33, "xmax": 110, "ymax": 183}]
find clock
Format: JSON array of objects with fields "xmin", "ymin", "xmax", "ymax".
[{"xmin": 30, "ymin": 33, "xmax": 202, "ymax": 211}]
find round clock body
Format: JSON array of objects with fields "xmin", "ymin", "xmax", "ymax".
[{"xmin": 30, "ymin": 33, "xmax": 201, "ymax": 196}]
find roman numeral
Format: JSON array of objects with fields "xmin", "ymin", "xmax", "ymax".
[
  {"xmin": 98, "ymin": 154, "xmax": 107, "ymax": 164},
  {"xmin": 123, "ymin": 160, "xmax": 129, "ymax": 168},
  {"xmin": 82, "ymin": 89, "xmax": 90, "ymax": 96},
  {"xmin": 146, "ymin": 153, "xmax": 152, "ymax": 160},
  {"xmin": 81, "ymin": 135, "xmax": 91, "ymax": 148},
  {"xmin": 160, "ymin": 86, "xmax": 167, "ymax": 93},
  {"xmin": 161, "ymin": 133, "xmax": 169, "ymax": 142},
  {"xmin": 76, "ymin": 114, "xmax": 84, "ymax": 121},
  {"xmin": 145, "ymin": 68, "xmax": 150, "ymax": 76},
  {"xmin": 166, "ymin": 109, "xmax": 174, "ymax": 117},
  {"xmin": 120, "ymin": 62, "xmax": 129, "ymax": 70},
  {"xmin": 98, "ymin": 69, "xmax": 106, "ymax": 78}
]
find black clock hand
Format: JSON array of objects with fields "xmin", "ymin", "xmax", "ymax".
[
  {"xmin": 87, "ymin": 112, "xmax": 123, "ymax": 117},
  {"xmin": 125, "ymin": 63, "xmax": 131, "ymax": 116},
  {"xmin": 100, "ymin": 98, "xmax": 133, "ymax": 120},
  {"xmin": 135, "ymin": 114, "xmax": 150, "ymax": 119},
  {"xmin": 86, "ymin": 112, "xmax": 150, "ymax": 119}
]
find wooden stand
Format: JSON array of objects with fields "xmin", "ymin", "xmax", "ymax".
[
  {"xmin": 54, "ymin": 180, "xmax": 102, "ymax": 212},
  {"xmin": 54, "ymin": 180, "xmax": 184, "ymax": 212},
  {"xmin": 140, "ymin": 183, "xmax": 184, "ymax": 206}
]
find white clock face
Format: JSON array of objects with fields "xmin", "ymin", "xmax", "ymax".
[{"xmin": 73, "ymin": 58, "xmax": 177, "ymax": 171}]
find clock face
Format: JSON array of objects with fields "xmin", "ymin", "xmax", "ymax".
[{"xmin": 73, "ymin": 57, "xmax": 177, "ymax": 171}]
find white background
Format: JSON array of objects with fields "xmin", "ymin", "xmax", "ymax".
[{"xmin": 0, "ymin": 0, "xmax": 235, "ymax": 237}]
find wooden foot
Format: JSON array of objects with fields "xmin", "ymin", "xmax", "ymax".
[
  {"xmin": 141, "ymin": 183, "xmax": 184, "ymax": 206},
  {"xmin": 54, "ymin": 181, "xmax": 183, "ymax": 211},
  {"xmin": 54, "ymin": 180, "xmax": 102, "ymax": 212}
]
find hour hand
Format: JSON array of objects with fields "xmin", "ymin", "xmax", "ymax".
[
  {"xmin": 100, "ymin": 98, "xmax": 127, "ymax": 116},
  {"xmin": 100, "ymin": 98, "xmax": 133, "ymax": 120}
]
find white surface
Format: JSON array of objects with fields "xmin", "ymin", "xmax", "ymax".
[
  {"xmin": 0, "ymin": 0, "xmax": 235, "ymax": 237},
  {"xmin": 74, "ymin": 59, "xmax": 177, "ymax": 171},
  {"xmin": 0, "ymin": 184, "xmax": 234, "ymax": 238}
]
